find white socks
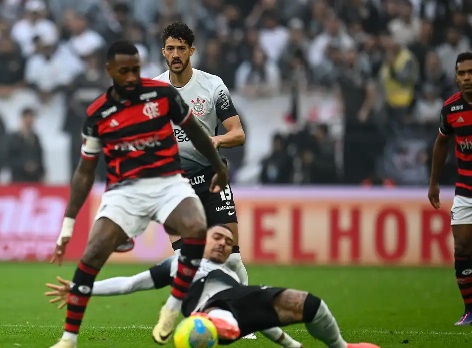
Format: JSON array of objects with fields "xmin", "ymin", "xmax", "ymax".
[
  {"xmin": 305, "ymin": 300, "xmax": 348, "ymax": 348},
  {"xmin": 261, "ymin": 327, "xmax": 302, "ymax": 347},
  {"xmin": 62, "ymin": 332, "xmax": 78, "ymax": 343},
  {"xmin": 165, "ymin": 295, "xmax": 182, "ymax": 311},
  {"xmin": 226, "ymin": 252, "xmax": 249, "ymax": 285}
]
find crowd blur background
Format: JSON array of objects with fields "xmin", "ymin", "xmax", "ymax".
[{"xmin": 0, "ymin": 0, "xmax": 466, "ymax": 186}]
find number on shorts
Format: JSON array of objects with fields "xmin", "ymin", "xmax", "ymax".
[{"xmin": 219, "ymin": 185, "xmax": 232, "ymax": 201}]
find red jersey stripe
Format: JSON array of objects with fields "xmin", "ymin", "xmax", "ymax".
[
  {"xmin": 458, "ymin": 168, "xmax": 472, "ymax": 177},
  {"xmin": 444, "ymin": 92, "xmax": 462, "ymax": 106},
  {"xmin": 86, "ymin": 93, "xmax": 107, "ymax": 116}
]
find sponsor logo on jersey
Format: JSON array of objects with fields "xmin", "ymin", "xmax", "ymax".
[
  {"xmin": 191, "ymin": 97, "xmax": 207, "ymax": 117},
  {"xmin": 216, "ymin": 205, "xmax": 235, "ymax": 212},
  {"xmin": 459, "ymin": 138, "xmax": 472, "ymax": 152},
  {"xmin": 173, "ymin": 128, "xmax": 189, "ymax": 142},
  {"xmin": 217, "ymin": 90, "xmax": 230, "ymax": 110},
  {"xmin": 101, "ymin": 106, "xmax": 118, "ymax": 118},
  {"xmin": 189, "ymin": 175, "xmax": 205, "ymax": 186},
  {"xmin": 451, "ymin": 105, "xmax": 464, "ymax": 112},
  {"xmin": 113, "ymin": 135, "xmax": 161, "ymax": 151},
  {"xmin": 139, "ymin": 91, "xmax": 157, "ymax": 100}
]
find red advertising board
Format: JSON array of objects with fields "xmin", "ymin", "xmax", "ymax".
[
  {"xmin": 0, "ymin": 185, "xmax": 90, "ymax": 261},
  {"xmin": 0, "ymin": 185, "xmax": 456, "ymax": 266}
]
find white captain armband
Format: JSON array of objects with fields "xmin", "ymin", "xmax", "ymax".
[{"xmin": 81, "ymin": 135, "xmax": 102, "ymax": 158}]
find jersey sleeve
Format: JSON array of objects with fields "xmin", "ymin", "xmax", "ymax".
[
  {"xmin": 439, "ymin": 108, "xmax": 453, "ymax": 136},
  {"xmin": 213, "ymin": 81, "xmax": 238, "ymax": 122},
  {"xmin": 81, "ymin": 117, "xmax": 102, "ymax": 159},
  {"xmin": 167, "ymin": 86, "xmax": 192, "ymax": 125}
]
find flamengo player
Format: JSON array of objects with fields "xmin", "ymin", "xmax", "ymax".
[
  {"xmin": 428, "ymin": 52, "xmax": 472, "ymax": 325},
  {"xmin": 118, "ymin": 22, "xmax": 248, "ymax": 286},
  {"xmin": 49, "ymin": 41, "xmax": 228, "ymax": 348}
]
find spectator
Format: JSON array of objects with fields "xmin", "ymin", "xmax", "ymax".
[
  {"xmin": 257, "ymin": 10, "xmax": 289, "ymax": 64},
  {"xmin": 379, "ymin": 34, "xmax": 419, "ymax": 131},
  {"xmin": 260, "ymin": 133, "xmax": 292, "ymax": 184},
  {"xmin": 307, "ymin": 13, "xmax": 354, "ymax": 70},
  {"xmin": 415, "ymin": 83, "xmax": 443, "ymax": 125},
  {"xmin": 408, "ymin": 20, "xmax": 433, "ymax": 82},
  {"xmin": 387, "ymin": 0, "xmax": 421, "ymax": 46},
  {"xmin": 5, "ymin": 107, "xmax": 45, "ymax": 183},
  {"xmin": 25, "ymin": 32, "xmax": 83, "ymax": 104},
  {"xmin": 10, "ymin": 0, "xmax": 58, "ymax": 57},
  {"xmin": 0, "ymin": 20, "xmax": 26, "ymax": 99},
  {"xmin": 436, "ymin": 27, "xmax": 471, "ymax": 80},
  {"xmin": 63, "ymin": 51, "xmax": 109, "ymax": 177},
  {"xmin": 235, "ymin": 45, "xmax": 281, "ymax": 98},
  {"xmin": 62, "ymin": 9, "xmax": 105, "ymax": 59}
]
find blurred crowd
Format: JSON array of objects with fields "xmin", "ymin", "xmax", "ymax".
[{"xmin": 0, "ymin": 0, "xmax": 467, "ymax": 185}]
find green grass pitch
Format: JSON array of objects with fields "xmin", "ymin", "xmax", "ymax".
[{"xmin": 1, "ymin": 263, "xmax": 471, "ymax": 347}]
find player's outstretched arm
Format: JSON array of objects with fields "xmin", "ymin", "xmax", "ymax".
[
  {"xmin": 428, "ymin": 134, "xmax": 451, "ymax": 209},
  {"xmin": 45, "ymin": 271, "xmax": 156, "ymax": 308}
]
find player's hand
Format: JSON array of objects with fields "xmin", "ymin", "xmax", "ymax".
[
  {"xmin": 210, "ymin": 167, "xmax": 229, "ymax": 193},
  {"xmin": 49, "ymin": 237, "xmax": 70, "ymax": 266},
  {"xmin": 428, "ymin": 183, "xmax": 441, "ymax": 209},
  {"xmin": 209, "ymin": 136, "xmax": 221, "ymax": 148},
  {"xmin": 45, "ymin": 276, "xmax": 71, "ymax": 309}
]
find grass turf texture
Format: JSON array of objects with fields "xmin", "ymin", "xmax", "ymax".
[{"xmin": 0, "ymin": 263, "xmax": 470, "ymax": 347}]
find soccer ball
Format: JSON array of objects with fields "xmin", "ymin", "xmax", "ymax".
[{"xmin": 173, "ymin": 315, "xmax": 219, "ymax": 348}]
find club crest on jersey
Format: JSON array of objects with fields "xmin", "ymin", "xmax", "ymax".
[
  {"xmin": 143, "ymin": 101, "xmax": 160, "ymax": 118},
  {"xmin": 191, "ymin": 97, "xmax": 207, "ymax": 117}
]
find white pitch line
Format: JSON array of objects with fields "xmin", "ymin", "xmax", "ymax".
[{"xmin": 1, "ymin": 324, "xmax": 470, "ymax": 336}]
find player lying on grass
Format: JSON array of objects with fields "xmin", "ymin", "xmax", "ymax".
[{"xmin": 46, "ymin": 225, "xmax": 379, "ymax": 348}]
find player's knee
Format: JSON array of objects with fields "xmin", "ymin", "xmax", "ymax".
[
  {"xmin": 180, "ymin": 215, "xmax": 207, "ymax": 239},
  {"xmin": 302, "ymin": 293, "xmax": 322, "ymax": 322}
]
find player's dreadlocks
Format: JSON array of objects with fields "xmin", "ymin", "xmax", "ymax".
[{"xmin": 161, "ymin": 21, "xmax": 195, "ymax": 47}]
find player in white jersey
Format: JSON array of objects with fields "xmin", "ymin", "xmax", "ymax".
[
  {"xmin": 46, "ymin": 225, "xmax": 380, "ymax": 348},
  {"xmin": 116, "ymin": 22, "xmax": 248, "ymax": 294}
]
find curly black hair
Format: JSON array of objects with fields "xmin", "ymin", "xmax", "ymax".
[{"xmin": 161, "ymin": 21, "xmax": 195, "ymax": 47}]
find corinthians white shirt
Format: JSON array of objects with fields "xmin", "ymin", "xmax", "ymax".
[{"xmin": 153, "ymin": 68, "xmax": 238, "ymax": 176}]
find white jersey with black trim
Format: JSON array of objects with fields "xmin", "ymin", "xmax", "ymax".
[{"xmin": 153, "ymin": 68, "xmax": 238, "ymax": 176}]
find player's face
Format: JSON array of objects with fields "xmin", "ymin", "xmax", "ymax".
[
  {"xmin": 106, "ymin": 53, "xmax": 141, "ymax": 98},
  {"xmin": 162, "ymin": 37, "xmax": 194, "ymax": 74},
  {"xmin": 456, "ymin": 59, "xmax": 472, "ymax": 93},
  {"xmin": 204, "ymin": 226, "xmax": 234, "ymax": 263}
]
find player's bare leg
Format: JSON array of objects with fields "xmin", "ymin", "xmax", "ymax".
[
  {"xmin": 51, "ymin": 219, "xmax": 128, "ymax": 348},
  {"xmin": 272, "ymin": 290, "xmax": 380, "ymax": 348},
  {"xmin": 153, "ymin": 197, "xmax": 207, "ymax": 344},
  {"xmin": 452, "ymin": 224, "xmax": 472, "ymax": 325}
]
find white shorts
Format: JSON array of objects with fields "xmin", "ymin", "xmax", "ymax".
[
  {"xmin": 94, "ymin": 174, "xmax": 199, "ymax": 238},
  {"xmin": 451, "ymin": 195, "xmax": 472, "ymax": 225}
]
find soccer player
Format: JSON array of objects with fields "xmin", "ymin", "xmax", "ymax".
[
  {"xmin": 428, "ymin": 51, "xmax": 472, "ymax": 326},
  {"xmin": 46, "ymin": 225, "xmax": 380, "ymax": 348},
  {"xmin": 49, "ymin": 40, "xmax": 228, "ymax": 348},
  {"xmin": 118, "ymin": 22, "xmax": 248, "ymax": 286}
]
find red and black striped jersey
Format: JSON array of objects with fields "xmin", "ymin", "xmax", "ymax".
[
  {"xmin": 439, "ymin": 91, "xmax": 472, "ymax": 197},
  {"xmin": 81, "ymin": 78, "xmax": 192, "ymax": 189}
]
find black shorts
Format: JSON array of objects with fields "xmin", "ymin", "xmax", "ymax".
[
  {"xmin": 188, "ymin": 166, "xmax": 238, "ymax": 226},
  {"xmin": 202, "ymin": 286, "xmax": 286, "ymax": 343}
]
